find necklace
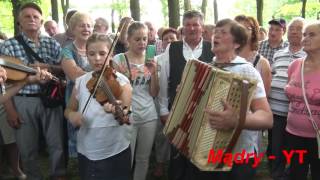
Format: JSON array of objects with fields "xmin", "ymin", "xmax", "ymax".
[{"xmin": 73, "ymin": 42, "xmax": 86, "ymax": 55}]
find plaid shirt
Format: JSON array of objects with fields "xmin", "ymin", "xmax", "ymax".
[
  {"xmin": 0, "ymin": 32, "xmax": 62, "ymax": 94},
  {"xmin": 258, "ymin": 39, "xmax": 288, "ymax": 65}
]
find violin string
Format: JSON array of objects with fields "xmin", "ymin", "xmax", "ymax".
[
  {"xmin": 101, "ymin": 81, "xmax": 124, "ymax": 119},
  {"xmin": 100, "ymin": 79, "xmax": 116, "ymax": 104}
]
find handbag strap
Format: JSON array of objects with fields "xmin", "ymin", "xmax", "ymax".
[
  {"xmin": 15, "ymin": 35, "xmax": 45, "ymax": 64},
  {"xmin": 123, "ymin": 53, "xmax": 133, "ymax": 84},
  {"xmin": 300, "ymin": 59, "xmax": 319, "ymax": 132},
  {"xmin": 253, "ymin": 54, "xmax": 260, "ymax": 67}
]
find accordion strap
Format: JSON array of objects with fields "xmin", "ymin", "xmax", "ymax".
[{"xmin": 217, "ymin": 80, "xmax": 249, "ymax": 168}]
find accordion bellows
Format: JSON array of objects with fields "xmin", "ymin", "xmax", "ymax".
[{"xmin": 163, "ymin": 59, "xmax": 257, "ymax": 171}]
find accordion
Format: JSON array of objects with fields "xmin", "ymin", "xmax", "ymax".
[{"xmin": 163, "ymin": 59, "xmax": 257, "ymax": 171}]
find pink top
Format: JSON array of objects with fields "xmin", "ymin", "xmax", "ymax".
[{"xmin": 285, "ymin": 59, "xmax": 320, "ymax": 138}]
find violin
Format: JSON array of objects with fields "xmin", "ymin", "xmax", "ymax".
[
  {"xmin": 86, "ymin": 65, "xmax": 129, "ymax": 125},
  {"xmin": 87, "ymin": 66, "xmax": 122, "ymax": 103},
  {"xmin": 0, "ymin": 56, "xmax": 59, "ymax": 95},
  {"xmin": 82, "ymin": 21, "xmax": 131, "ymax": 125}
]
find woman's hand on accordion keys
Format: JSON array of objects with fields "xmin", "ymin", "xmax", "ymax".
[{"xmin": 205, "ymin": 100, "xmax": 238, "ymax": 130}]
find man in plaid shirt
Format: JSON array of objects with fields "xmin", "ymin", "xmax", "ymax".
[
  {"xmin": 0, "ymin": 2, "xmax": 66, "ymax": 180},
  {"xmin": 258, "ymin": 18, "xmax": 289, "ymax": 65}
]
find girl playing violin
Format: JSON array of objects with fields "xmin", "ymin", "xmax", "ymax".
[{"xmin": 64, "ymin": 33, "xmax": 132, "ymax": 180}]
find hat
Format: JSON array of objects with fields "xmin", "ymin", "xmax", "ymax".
[
  {"xmin": 268, "ymin": 18, "xmax": 286, "ymax": 29},
  {"xmin": 20, "ymin": 2, "xmax": 42, "ymax": 15}
]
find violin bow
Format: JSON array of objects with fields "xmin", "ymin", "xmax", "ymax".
[{"xmin": 82, "ymin": 20, "xmax": 129, "ymax": 114}]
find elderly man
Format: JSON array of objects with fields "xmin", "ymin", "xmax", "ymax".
[
  {"xmin": 157, "ymin": 10, "xmax": 214, "ymax": 180},
  {"xmin": 0, "ymin": 2, "xmax": 66, "ymax": 180},
  {"xmin": 268, "ymin": 17, "xmax": 306, "ymax": 180},
  {"xmin": 44, "ymin": 20, "xmax": 59, "ymax": 37},
  {"xmin": 145, "ymin": 21, "xmax": 157, "ymax": 45},
  {"xmin": 93, "ymin": 17, "xmax": 109, "ymax": 34}
]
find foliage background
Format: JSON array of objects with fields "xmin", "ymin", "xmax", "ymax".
[{"xmin": 0, "ymin": 0, "xmax": 319, "ymax": 37}]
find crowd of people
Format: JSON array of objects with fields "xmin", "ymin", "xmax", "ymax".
[{"xmin": 0, "ymin": 2, "xmax": 319, "ymax": 180}]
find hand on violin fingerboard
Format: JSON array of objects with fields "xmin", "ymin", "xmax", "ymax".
[
  {"xmin": 103, "ymin": 101, "xmax": 124, "ymax": 114},
  {"xmin": 29, "ymin": 62, "xmax": 64, "ymax": 77},
  {"xmin": 26, "ymin": 67, "xmax": 54, "ymax": 84},
  {"xmin": 103, "ymin": 101, "xmax": 131, "ymax": 125}
]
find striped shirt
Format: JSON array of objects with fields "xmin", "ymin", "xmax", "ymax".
[
  {"xmin": 258, "ymin": 39, "xmax": 288, "ymax": 65},
  {"xmin": 268, "ymin": 47, "xmax": 306, "ymax": 116},
  {"xmin": 0, "ymin": 32, "xmax": 62, "ymax": 94}
]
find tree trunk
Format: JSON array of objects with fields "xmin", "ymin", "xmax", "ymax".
[
  {"xmin": 11, "ymin": 0, "xmax": 22, "ymax": 36},
  {"xmin": 111, "ymin": 9, "xmax": 115, "ymax": 33},
  {"xmin": 256, "ymin": 0, "xmax": 263, "ymax": 25},
  {"xmin": 61, "ymin": 0, "xmax": 69, "ymax": 30},
  {"xmin": 301, "ymin": 0, "xmax": 307, "ymax": 18},
  {"xmin": 184, "ymin": 0, "xmax": 191, "ymax": 12},
  {"xmin": 168, "ymin": 0, "xmax": 180, "ymax": 28},
  {"xmin": 213, "ymin": 0, "xmax": 218, "ymax": 24},
  {"xmin": 160, "ymin": 0, "xmax": 168, "ymax": 26},
  {"xmin": 201, "ymin": 0, "xmax": 207, "ymax": 20},
  {"xmin": 130, "ymin": 0, "xmax": 140, "ymax": 21},
  {"xmin": 51, "ymin": 0, "xmax": 59, "ymax": 23}
]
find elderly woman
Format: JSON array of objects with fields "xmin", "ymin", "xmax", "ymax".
[
  {"xmin": 200, "ymin": 19, "xmax": 272, "ymax": 180},
  {"xmin": 60, "ymin": 11, "xmax": 93, "ymax": 158},
  {"xmin": 284, "ymin": 22, "xmax": 320, "ymax": 180}
]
